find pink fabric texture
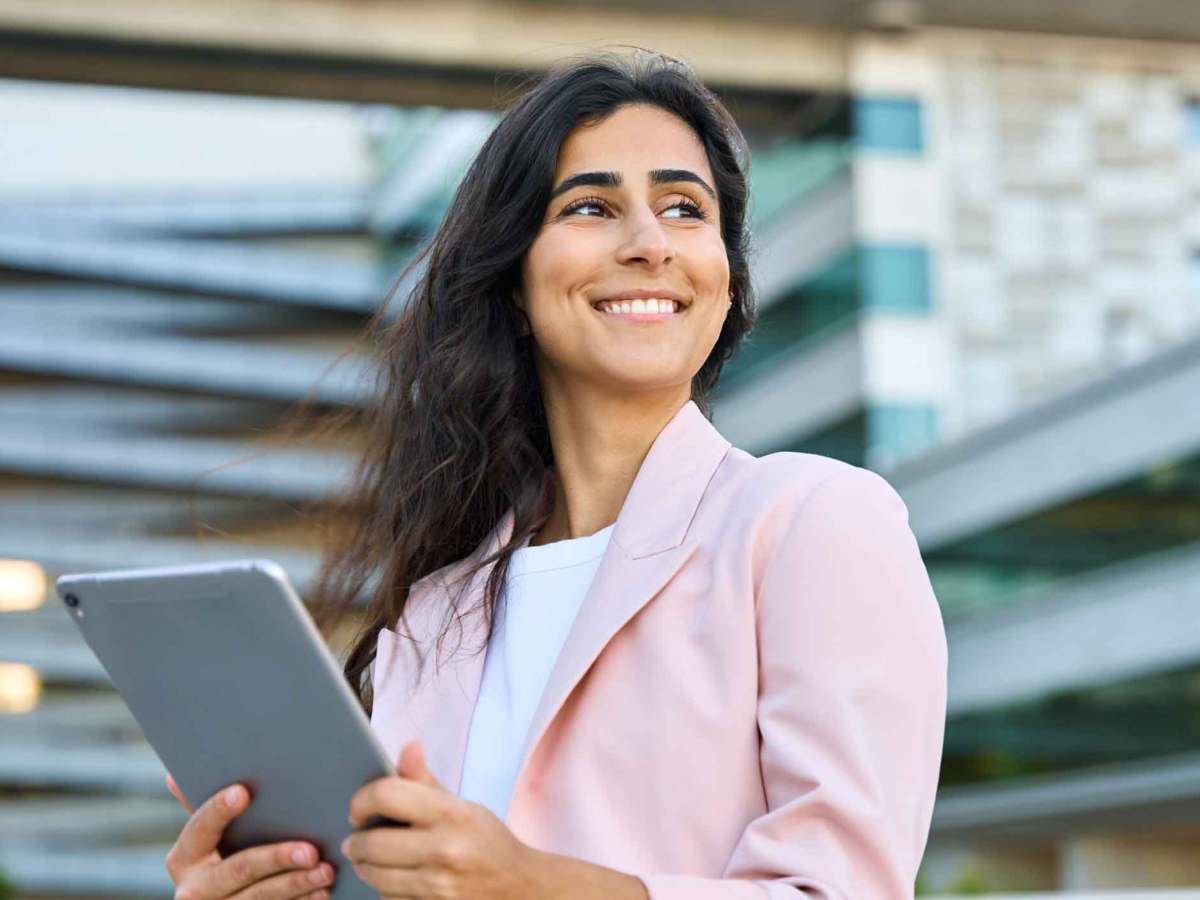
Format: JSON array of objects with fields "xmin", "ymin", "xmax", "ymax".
[{"xmin": 369, "ymin": 399, "xmax": 948, "ymax": 899}]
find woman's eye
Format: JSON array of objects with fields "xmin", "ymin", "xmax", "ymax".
[
  {"xmin": 562, "ymin": 198, "xmax": 706, "ymax": 220},
  {"xmin": 566, "ymin": 200, "xmax": 606, "ymax": 217},
  {"xmin": 663, "ymin": 201, "xmax": 706, "ymax": 220}
]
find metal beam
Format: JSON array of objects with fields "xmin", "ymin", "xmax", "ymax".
[
  {"xmin": 0, "ymin": 796, "xmax": 183, "ymax": 844},
  {"xmin": 0, "ymin": 741, "xmax": 166, "ymax": 792},
  {"xmin": 0, "ymin": 428, "xmax": 352, "ymax": 499},
  {"xmin": 0, "ymin": 283, "xmax": 299, "ymax": 331},
  {"xmin": 0, "ymin": 0, "xmax": 847, "ymax": 105},
  {"xmin": 0, "ymin": 186, "xmax": 368, "ymax": 235},
  {"xmin": 0, "ymin": 385, "xmax": 272, "ymax": 431},
  {"xmin": 947, "ymin": 541, "xmax": 1200, "ymax": 715},
  {"xmin": 0, "ymin": 845, "xmax": 173, "ymax": 897},
  {"xmin": 370, "ymin": 110, "xmax": 497, "ymax": 235},
  {"xmin": 9, "ymin": 0, "xmax": 1200, "ymax": 106},
  {"xmin": 0, "ymin": 324, "xmax": 369, "ymax": 405},
  {"xmin": 752, "ymin": 171, "xmax": 854, "ymax": 309},
  {"xmin": 0, "ymin": 223, "xmax": 388, "ymax": 311},
  {"xmin": 884, "ymin": 331, "xmax": 1200, "ymax": 552},
  {"xmin": 931, "ymin": 750, "xmax": 1200, "ymax": 841},
  {"xmin": 0, "ymin": 487, "xmax": 269, "ymax": 535},
  {"xmin": 713, "ymin": 317, "xmax": 864, "ymax": 453},
  {"xmin": 3, "ymin": 693, "xmax": 138, "ymax": 736},
  {"xmin": 0, "ymin": 528, "xmax": 321, "ymax": 594}
]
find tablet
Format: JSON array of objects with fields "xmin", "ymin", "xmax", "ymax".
[{"xmin": 55, "ymin": 558, "xmax": 402, "ymax": 899}]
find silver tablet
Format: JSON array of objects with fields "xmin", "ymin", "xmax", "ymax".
[{"xmin": 55, "ymin": 558, "xmax": 401, "ymax": 899}]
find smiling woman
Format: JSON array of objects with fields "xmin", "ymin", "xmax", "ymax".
[
  {"xmin": 306, "ymin": 46, "xmax": 757, "ymax": 701},
  {"xmin": 215, "ymin": 46, "xmax": 949, "ymax": 900}
]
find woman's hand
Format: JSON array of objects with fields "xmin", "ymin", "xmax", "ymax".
[
  {"xmin": 164, "ymin": 774, "xmax": 337, "ymax": 899},
  {"xmin": 342, "ymin": 740, "xmax": 549, "ymax": 899}
]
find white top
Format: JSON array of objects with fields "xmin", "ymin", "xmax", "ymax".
[{"xmin": 457, "ymin": 521, "xmax": 615, "ymax": 821}]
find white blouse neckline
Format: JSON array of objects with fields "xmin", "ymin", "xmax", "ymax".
[{"xmin": 514, "ymin": 522, "xmax": 616, "ymax": 574}]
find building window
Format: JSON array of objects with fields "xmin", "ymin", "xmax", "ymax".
[
  {"xmin": 1187, "ymin": 100, "xmax": 1200, "ymax": 146},
  {"xmin": 859, "ymin": 243, "xmax": 931, "ymax": 312},
  {"xmin": 853, "ymin": 96, "xmax": 924, "ymax": 154}
]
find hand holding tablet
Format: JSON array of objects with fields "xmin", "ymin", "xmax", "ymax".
[{"xmin": 162, "ymin": 776, "xmax": 337, "ymax": 898}]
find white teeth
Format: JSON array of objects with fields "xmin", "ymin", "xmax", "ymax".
[{"xmin": 596, "ymin": 298, "xmax": 679, "ymax": 315}]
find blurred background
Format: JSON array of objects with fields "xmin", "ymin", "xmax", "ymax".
[{"xmin": 1, "ymin": 0, "xmax": 1199, "ymax": 897}]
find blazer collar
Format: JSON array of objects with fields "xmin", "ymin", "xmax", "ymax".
[{"xmin": 392, "ymin": 398, "xmax": 732, "ymax": 796}]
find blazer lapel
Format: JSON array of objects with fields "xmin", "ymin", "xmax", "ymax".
[
  {"xmin": 515, "ymin": 400, "xmax": 730, "ymax": 786},
  {"xmin": 376, "ymin": 529, "xmax": 505, "ymax": 790},
  {"xmin": 513, "ymin": 537, "xmax": 699, "ymax": 774},
  {"xmin": 381, "ymin": 399, "xmax": 731, "ymax": 795}
]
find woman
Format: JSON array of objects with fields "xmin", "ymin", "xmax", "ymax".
[{"xmin": 164, "ymin": 49, "xmax": 947, "ymax": 899}]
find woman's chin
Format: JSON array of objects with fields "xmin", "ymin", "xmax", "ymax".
[{"xmin": 598, "ymin": 367, "xmax": 687, "ymax": 391}]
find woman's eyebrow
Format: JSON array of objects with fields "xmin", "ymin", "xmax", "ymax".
[
  {"xmin": 549, "ymin": 168, "xmax": 717, "ymax": 201},
  {"xmin": 650, "ymin": 169, "xmax": 717, "ymax": 200}
]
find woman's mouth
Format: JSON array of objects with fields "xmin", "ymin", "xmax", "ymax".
[{"xmin": 592, "ymin": 298, "xmax": 684, "ymax": 321}]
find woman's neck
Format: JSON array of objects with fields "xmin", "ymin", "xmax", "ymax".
[{"xmin": 531, "ymin": 391, "xmax": 690, "ymax": 545}]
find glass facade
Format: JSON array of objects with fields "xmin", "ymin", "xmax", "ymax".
[
  {"xmin": 927, "ymin": 451, "xmax": 1200, "ymax": 623},
  {"xmin": 720, "ymin": 246, "xmax": 859, "ymax": 391},
  {"xmin": 721, "ymin": 240, "xmax": 932, "ymax": 396},
  {"xmin": 943, "ymin": 662, "xmax": 1200, "ymax": 787},
  {"xmin": 745, "ymin": 137, "xmax": 850, "ymax": 229}
]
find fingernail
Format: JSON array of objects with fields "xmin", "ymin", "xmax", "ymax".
[
  {"xmin": 224, "ymin": 786, "xmax": 241, "ymax": 807},
  {"xmin": 292, "ymin": 846, "xmax": 312, "ymax": 865},
  {"xmin": 340, "ymin": 837, "xmax": 350, "ymax": 855}
]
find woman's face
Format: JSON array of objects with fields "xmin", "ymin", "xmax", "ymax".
[{"xmin": 518, "ymin": 103, "xmax": 731, "ymax": 404}]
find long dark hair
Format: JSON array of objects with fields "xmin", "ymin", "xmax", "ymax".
[{"xmin": 305, "ymin": 47, "xmax": 758, "ymax": 713}]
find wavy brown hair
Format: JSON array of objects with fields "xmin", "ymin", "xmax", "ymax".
[{"xmin": 298, "ymin": 48, "xmax": 759, "ymax": 714}]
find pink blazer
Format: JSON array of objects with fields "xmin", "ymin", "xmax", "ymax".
[{"xmin": 370, "ymin": 399, "xmax": 948, "ymax": 899}]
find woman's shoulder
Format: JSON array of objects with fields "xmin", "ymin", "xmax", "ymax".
[
  {"xmin": 718, "ymin": 446, "xmax": 907, "ymax": 520},
  {"xmin": 711, "ymin": 450, "xmax": 924, "ymax": 604},
  {"xmin": 698, "ymin": 449, "xmax": 914, "ymax": 572}
]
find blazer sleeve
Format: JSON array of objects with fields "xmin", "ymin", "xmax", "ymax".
[{"xmin": 638, "ymin": 466, "xmax": 948, "ymax": 900}]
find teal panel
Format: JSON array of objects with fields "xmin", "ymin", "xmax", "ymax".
[
  {"xmin": 867, "ymin": 403, "xmax": 939, "ymax": 466},
  {"xmin": 858, "ymin": 244, "xmax": 931, "ymax": 313},
  {"xmin": 853, "ymin": 96, "xmax": 924, "ymax": 154},
  {"xmin": 746, "ymin": 138, "xmax": 851, "ymax": 229},
  {"xmin": 1188, "ymin": 100, "xmax": 1200, "ymax": 145}
]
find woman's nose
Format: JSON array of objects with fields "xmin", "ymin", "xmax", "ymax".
[{"xmin": 616, "ymin": 207, "xmax": 672, "ymax": 268}]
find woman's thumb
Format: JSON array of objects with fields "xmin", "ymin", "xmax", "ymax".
[{"xmin": 397, "ymin": 740, "xmax": 442, "ymax": 788}]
